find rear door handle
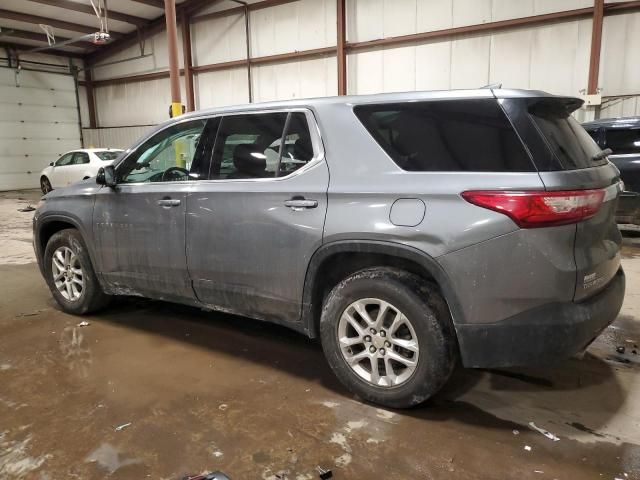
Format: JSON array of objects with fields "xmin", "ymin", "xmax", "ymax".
[
  {"xmin": 157, "ymin": 198, "xmax": 181, "ymax": 207},
  {"xmin": 284, "ymin": 198, "xmax": 318, "ymax": 210}
]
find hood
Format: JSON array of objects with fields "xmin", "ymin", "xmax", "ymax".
[{"xmin": 43, "ymin": 177, "xmax": 103, "ymax": 200}]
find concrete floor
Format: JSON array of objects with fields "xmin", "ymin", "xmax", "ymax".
[{"xmin": 1, "ymin": 190, "xmax": 640, "ymax": 480}]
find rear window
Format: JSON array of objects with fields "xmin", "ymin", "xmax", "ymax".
[
  {"xmin": 354, "ymin": 99, "xmax": 534, "ymax": 172},
  {"xmin": 95, "ymin": 151, "xmax": 122, "ymax": 161},
  {"xmin": 528, "ymin": 99, "xmax": 605, "ymax": 170},
  {"xmin": 605, "ymin": 127, "xmax": 640, "ymax": 155}
]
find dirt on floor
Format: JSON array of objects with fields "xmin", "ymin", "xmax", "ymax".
[{"xmin": 1, "ymin": 191, "xmax": 640, "ymax": 480}]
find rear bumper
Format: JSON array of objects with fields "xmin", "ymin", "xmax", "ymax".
[
  {"xmin": 456, "ymin": 268, "xmax": 626, "ymax": 368},
  {"xmin": 616, "ymin": 191, "xmax": 640, "ymax": 225}
]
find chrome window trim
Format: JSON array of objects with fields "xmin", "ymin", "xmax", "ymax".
[{"xmin": 115, "ymin": 108, "xmax": 325, "ymax": 187}]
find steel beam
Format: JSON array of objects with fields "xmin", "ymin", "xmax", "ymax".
[
  {"xmin": 181, "ymin": 14, "xmax": 195, "ymax": 111},
  {"xmin": 0, "ymin": 27, "xmax": 93, "ymax": 48},
  {"xmin": 0, "ymin": 41, "xmax": 84, "ymax": 58},
  {"xmin": 86, "ymin": 0, "xmax": 212, "ymax": 65},
  {"xmin": 192, "ymin": 0, "xmax": 299, "ymax": 23},
  {"xmin": 0, "ymin": 9, "xmax": 122, "ymax": 37},
  {"xmin": 129, "ymin": 0, "xmax": 165, "ymax": 8},
  {"xmin": 336, "ymin": 0, "xmax": 346, "ymax": 95},
  {"xmin": 24, "ymin": 0, "xmax": 148, "ymax": 27},
  {"xmin": 588, "ymin": 0, "xmax": 604, "ymax": 94},
  {"xmin": 84, "ymin": 63, "xmax": 98, "ymax": 128}
]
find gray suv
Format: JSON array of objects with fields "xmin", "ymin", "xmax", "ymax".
[{"xmin": 33, "ymin": 88, "xmax": 625, "ymax": 408}]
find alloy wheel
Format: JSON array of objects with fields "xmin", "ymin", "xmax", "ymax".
[
  {"xmin": 52, "ymin": 246, "xmax": 84, "ymax": 301},
  {"xmin": 338, "ymin": 298, "xmax": 419, "ymax": 387}
]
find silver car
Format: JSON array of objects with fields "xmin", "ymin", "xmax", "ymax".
[{"xmin": 33, "ymin": 88, "xmax": 625, "ymax": 408}]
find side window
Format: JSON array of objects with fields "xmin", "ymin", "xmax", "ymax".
[
  {"xmin": 118, "ymin": 119, "xmax": 207, "ymax": 183},
  {"xmin": 55, "ymin": 153, "xmax": 74, "ymax": 166},
  {"xmin": 278, "ymin": 112, "xmax": 315, "ymax": 176},
  {"xmin": 354, "ymin": 99, "xmax": 535, "ymax": 172},
  {"xmin": 72, "ymin": 152, "xmax": 90, "ymax": 165},
  {"xmin": 605, "ymin": 127, "xmax": 640, "ymax": 155},
  {"xmin": 211, "ymin": 113, "xmax": 288, "ymax": 180}
]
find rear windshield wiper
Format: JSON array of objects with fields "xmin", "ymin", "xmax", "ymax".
[{"xmin": 592, "ymin": 148, "xmax": 612, "ymax": 161}]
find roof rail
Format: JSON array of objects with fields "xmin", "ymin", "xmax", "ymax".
[{"xmin": 481, "ymin": 83, "xmax": 502, "ymax": 89}]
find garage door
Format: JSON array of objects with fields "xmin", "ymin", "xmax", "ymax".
[{"xmin": 0, "ymin": 68, "xmax": 81, "ymax": 191}]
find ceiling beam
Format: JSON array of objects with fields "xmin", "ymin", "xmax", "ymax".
[
  {"xmin": 24, "ymin": 0, "xmax": 149, "ymax": 27},
  {"xmin": 0, "ymin": 9, "xmax": 123, "ymax": 38},
  {"xmin": 86, "ymin": 0, "xmax": 215, "ymax": 65},
  {"xmin": 0, "ymin": 27, "xmax": 94, "ymax": 47},
  {"xmin": 0, "ymin": 41, "xmax": 84, "ymax": 58},
  {"xmin": 129, "ymin": 0, "xmax": 165, "ymax": 8}
]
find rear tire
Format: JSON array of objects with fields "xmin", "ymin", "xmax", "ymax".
[
  {"xmin": 320, "ymin": 267, "xmax": 456, "ymax": 408},
  {"xmin": 40, "ymin": 176, "xmax": 52, "ymax": 194},
  {"xmin": 43, "ymin": 229, "xmax": 110, "ymax": 315}
]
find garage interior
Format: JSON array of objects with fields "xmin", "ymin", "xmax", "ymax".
[{"xmin": 1, "ymin": 0, "xmax": 640, "ymax": 479}]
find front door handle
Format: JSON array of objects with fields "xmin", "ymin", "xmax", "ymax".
[
  {"xmin": 284, "ymin": 198, "xmax": 318, "ymax": 210},
  {"xmin": 157, "ymin": 198, "xmax": 181, "ymax": 207}
]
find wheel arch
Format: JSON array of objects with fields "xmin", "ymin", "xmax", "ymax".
[
  {"xmin": 301, "ymin": 240, "xmax": 465, "ymax": 339},
  {"xmin": 35, "ymin": 214, "xmax": 100, "ymax": 279}
]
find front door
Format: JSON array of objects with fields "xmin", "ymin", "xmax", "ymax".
[
  {"xmin": 49, "ymin": 151, "xmax": 75, "ymax": 188},
  {"xmin": 93, "ymin": 118, "xmax": 212, "ymax": 302},
  {"xmin": 186, "ymin": 110, "xmax": 329, "ymax": 325}
]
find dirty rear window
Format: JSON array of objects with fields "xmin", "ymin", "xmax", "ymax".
[
  {"xmin": 354, "ymin": 99, "xmax": 535, "ymax": 172},
  {"xmin": 528, "ymin": 99, "xmax": 605, "ymax": 170}
]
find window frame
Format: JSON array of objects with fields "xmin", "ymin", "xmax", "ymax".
[
  {"xmin": 114, "ymin": 117, "xmax": 210, "ymax": 185},
  {"xmin": 113, "ymin": 108, "xmax": 324, "ymax": 186},
  {"xmin": 206, "ymin": 108, "xmax": 323, "ymax": 183}
]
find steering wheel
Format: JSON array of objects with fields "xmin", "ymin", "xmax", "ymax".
[{"xmin": 161, "ymin": 166, "xmax": 189, "ymax": 182}]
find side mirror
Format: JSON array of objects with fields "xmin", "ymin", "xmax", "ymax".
[
  {"xmin": 49, "ymin": 162, "xmax": 54, "ymax": 167},
  {"xmin": 96, "ymin": 165, "xmax": 117, "ymax": 188}
]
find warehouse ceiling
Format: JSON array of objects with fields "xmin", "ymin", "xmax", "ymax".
[{"xmin": 0, "ymin": 0, "xmax": 194, "ymax": 58}]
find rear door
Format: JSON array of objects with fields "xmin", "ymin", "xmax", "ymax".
[
  {"xmin": 186, "ymin": 109, "xmax": 329, "ymax": 324},
  {"xmin": 505, "ymin": 97, "xmax": 622, "ymax": 301}
]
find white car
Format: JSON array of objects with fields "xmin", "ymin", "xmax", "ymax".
[{"xmin": 40, "ymin": 148, "xmax": 124, "ymax": 194}]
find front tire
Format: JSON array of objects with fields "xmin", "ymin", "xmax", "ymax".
[
  {"xmin": 43, "ymin": 229, "xmax": 110, "ymax": 315},
  {"xmin": 320, "ymin": 268, "xmax": 456, "ymax": 408}
]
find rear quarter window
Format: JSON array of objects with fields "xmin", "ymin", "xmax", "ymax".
[
  {"xmin": 354, "ymin": 99, "xmax": 535, "ymax": 172},
  {"xmin": 528, "ymin": 99, "xmax": 605, "ymax": 170}
]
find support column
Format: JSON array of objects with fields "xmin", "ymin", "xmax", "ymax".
[
  {"xmin": 181, "ymin": 13, "xmax": 195, "ymax": 111},
  {"xmin": 337, "ymin": 0, "xmax": 347, "ymax": 95},
  {"xmin": 588, "ymin": 0, "xmax": 604, "ymax": 94},
  {"xmin": 164, "ymin": 0, "xmax": 183, "ymax": 117},
  {"xmin": 84, "ymin": 62, "xmax": 97, "ymax": 128}
]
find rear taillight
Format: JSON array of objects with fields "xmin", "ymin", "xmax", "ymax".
[{"xmin": 461, "ymin": 189, "xmax": 605, "ymax": 228}]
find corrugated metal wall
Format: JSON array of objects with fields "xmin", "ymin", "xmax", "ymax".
[{"xmin": 86, "ymin": 0, "xmax": 640, "ymax": 136}]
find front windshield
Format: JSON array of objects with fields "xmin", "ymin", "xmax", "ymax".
[{"xmin": 95, "ymin": 151, "xmax": 122, "ymax": 161}]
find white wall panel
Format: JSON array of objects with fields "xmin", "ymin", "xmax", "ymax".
[
  {"xmin": 528, "ymin": 19, "xmax": 591, "ymax": 96},
  {"xmin": 599, "ymin": 12, "xmax": 640, "ymax": 97},
  {"xmin": 250, "ymin": 0, "xmax": 336, "ymax": 57},
  {"xmin": 252, "ymin": 57, "xmax": 337, "ymax": 103},
  {"xmin": 196, "ymin": 68, "xmax": 249, "ymax": 109},
  {"xmin": 192, "ymin": 13, "xmax": 247, "ymax": 66},
  {"xmin": 349, "ymin": 0, "xmax": 594, "ymax": 42},
  {"xmin": 83, "ymin": 126, "xmax": 153, "ymax": 149},
  {"xmin": 95, "ymin": 77, "xmax": 186, "ymax": 127},
  {"xmin": 93, "ymin": 27, "xmax": 184, "ymax": 80},
  {"xmin": 600, "ymin": 96, "xmax": 640, "ymax": 119},
  {"xmin": 450, "ymin": 36, "xmax": 490, "ymax": 89}
]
